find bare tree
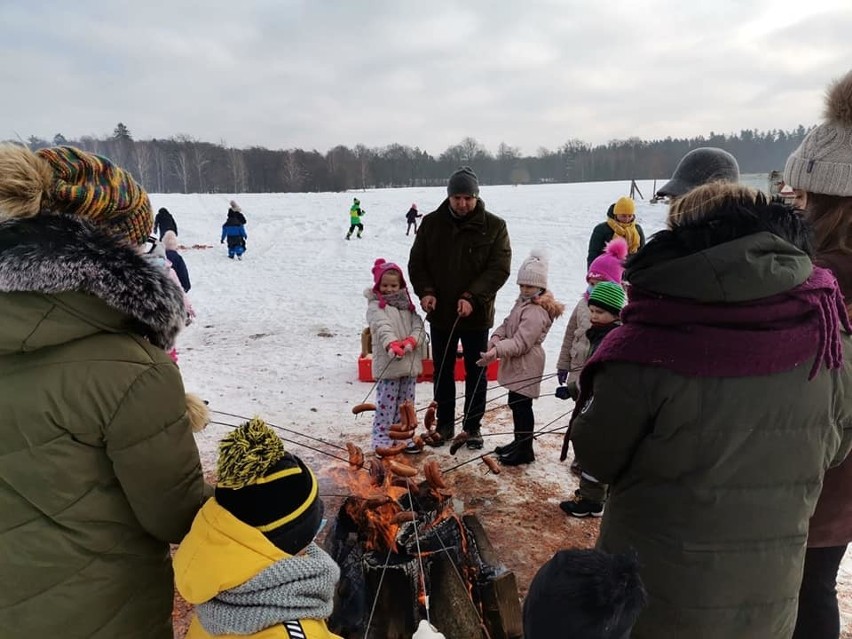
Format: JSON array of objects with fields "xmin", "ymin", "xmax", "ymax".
[
  {"xmin": 134, "ymin": 142, "xmax": 153, "ymax": 189},
  {"xmin": 192, "ymin": 143, "xmax": 210, "ymax": 192},
  {"xmin": 224, "ymin": 143, "xmax": 247, "ymax": 193},
  {"xmin": 282, "ymin": 150, "xmax": 304, "ymax": 192},
  {"xmin": 171, "ymin": 134, "xmax": 194, "ymax": 194}
]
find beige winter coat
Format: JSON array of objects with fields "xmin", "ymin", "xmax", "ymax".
[
  {"xmin": 365, "ymin": 289, "xmax": 426, "ymax": 380},
  {"xmin": 556, "ymin": 296, "xmax": 592, "ymax": 384},
  {"xmin": 490, "ymin": 291, "xmax": 564, "ymax": 398}
]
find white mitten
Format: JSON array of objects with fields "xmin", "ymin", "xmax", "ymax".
[{"xmin": 412, "ymin": 619, "xmax": 446, "ymax": 639}]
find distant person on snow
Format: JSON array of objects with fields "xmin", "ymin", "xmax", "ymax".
[
  {"xmin": 586, "ymin": 196, "xmax": 644, "ymax": 268},
  {"xmin": 365, "ymin": 259, "xmax": 425, "ymax": 454},
  {"xmin": 346, "ymin": 197, "xmax": 364, "ymax": 240},
  {"xmin": 405, "ymin": 203, "xmax": 422, "ymax": 235},
  {"xmin": 153, "ymin": 206, "xmax": 178, "ymax": 239},
  {"xmin": 221, "ymin": 208, "xmax": 247, "ymax": 260}
]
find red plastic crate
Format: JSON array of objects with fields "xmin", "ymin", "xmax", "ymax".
[{"xmin": 358, "ymin": 356, "xmax": 498, "ymax": 383}]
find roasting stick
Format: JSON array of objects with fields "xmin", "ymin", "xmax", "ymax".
[
  {"xmin": 211, "ymin": 409, "xmax": 348, "ymax": 451},
  {"xmin": 405, "ymin": 483, "xmax": 432, "ymax": 626}
]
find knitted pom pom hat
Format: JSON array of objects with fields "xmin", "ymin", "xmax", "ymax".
[
  {"xmin": 785, "ymin": 69, "xmax": 852, "ymax": 197},
  {"xmin": 613, "ymin": 196, "xmax": 636, "ymax": 217},
  {"xmin": 517, "ymin": 249, "xmax": 549, "ymax": 289},
  {"xmin": 371, "ymin": 258, "xmax": 415, "ymax": 311},
  {"xmin": 587, "ymin": 237, "xmax": 629, "ymax": 284},
  {"xmin": 588, "ymin": 281, "xmax": 626, "ymax": 316},
  {"xmin": 0, "ymin": 144, "xmax": 152, "ymax": 245},
  {"xmin": 215, "ymin": 418, "xmax": 324, "ymax": 556}
]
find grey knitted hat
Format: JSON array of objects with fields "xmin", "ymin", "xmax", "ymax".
[
  {"xmin": 784, "ymin": 70, "xmax": 852, "ymax": 197},
  {"xmin": 517, "ymin": 250, "xmax": 549, "ymax": 289},
  {"xmin": 447, "ymin": 166, "xmax": 480, "ymax": 196},
  {"xmin": 657, "ymin": 147, "xmax": 740, "ymax": 198}
]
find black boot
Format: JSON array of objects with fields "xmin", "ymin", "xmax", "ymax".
[
  {"xmin": 499, "ymin": 434, "xmax": 534, "ymax": 466},
  {"xmin": 494, "ymin": 436, "xmax": 520, "ymax": 456}
]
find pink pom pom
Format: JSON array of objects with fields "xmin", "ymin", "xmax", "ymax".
[{"xmin": 604, "ymin": 237, "xmax": 628, "ymax": 261}]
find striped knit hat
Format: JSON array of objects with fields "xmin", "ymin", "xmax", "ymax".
[
  {"xmin": 215, "ymin": 418, "xmax": 324, "ymax": 556},
  {"xmin": 0, "ymin": 144, "xmax": 152, "ymax": 246},
  {"xmin": 588, "ymin": 282, "xmax": 626, "ymax": 317}
]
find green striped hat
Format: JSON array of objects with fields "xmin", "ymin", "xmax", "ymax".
[{"xmin": 588, "ymin": 281, "xmax": 626, "ymax": 316}]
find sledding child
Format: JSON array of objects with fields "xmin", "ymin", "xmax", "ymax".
[
  {"xmin": 173, "ymin": 418, "xmax": 342, "ymax": 639},
  {"xmin": 366, "ymin": 258, "xmax": 426, "ymax": 454},
  {"xmin": 560, "ymin": 281, "xmax": 626, "ymax": 518},
  {"xmin": 221, "ymin": 207, "xmax": 248, "ymax": 259},
  {"xmin": 556, "ymin": 237, "xmax": 628, "ymax": 398},
  {"xmin": 478, "ymin": 251, "xmax": 565, "ymax": 466}
]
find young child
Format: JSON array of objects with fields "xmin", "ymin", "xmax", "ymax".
[
  {"xmin": 557, "ymin": 237, "xmax": 627, "ymax": 398},
  {"xmin": 173, "ymin": 418, "xmax": 342, "ymax": 638},
  {"xmin": 346, "ymin": 198, "xmax": 364, "ymax": 240},
  {"xmin": 479, "ymin": 251, "xmax": 565, "ymax": 466},
  {"xmin": 366, "ymin": 259, "xmax": 425, "ymax": 453},
  {"xmin": 560, "ymin": 281, "xmax": 626, "ymax": 517},
  {"xmin": 221, "ymin": 207, "xmax": 248, "ymax": 259},
  {"xmin": 523, "ymin": 548, "xmax": 646, "ymax": 639}
]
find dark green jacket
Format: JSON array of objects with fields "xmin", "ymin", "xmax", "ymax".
[
  {"xmin": 571, "ymin": 233, "xmax": 852, "ymax": 638},
  {"xmin": 0, "ymin": 215, "xmax": 208, "ymax": 639},
  {"xmin": 408, "ymin": 198, "xmax": 511, "ymax": 330}
]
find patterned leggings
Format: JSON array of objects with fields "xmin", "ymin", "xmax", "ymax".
[{"xmin": 372, "ymin": 376, "xmax": 416, "ymax": 449}]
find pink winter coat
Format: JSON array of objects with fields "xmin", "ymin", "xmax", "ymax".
[{"xmin": 490, "ymin": 291, "xmax": 564, "ymax": 398}]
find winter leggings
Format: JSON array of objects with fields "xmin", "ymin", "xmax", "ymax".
[
  {"xmin": 228, "ymin": 245, "xmax": 246, "ymax": 258},
  {"xmin": 371, "ymin": 376, "xmax": 416, "ymax": 449},
  {"xmin": 406, "ymin": 221, "xmax": 418, "ymax": 235},
  {"xmin": 430, "ymin": 326, "xmax": 488, "ymax": 437},
  {"xmin": 508, "ymin": 391, "xmax": 534, "ymax": 448},
  {"xmin": 792, "ymin": 544, "xmax": 848, "ymax": 639}
]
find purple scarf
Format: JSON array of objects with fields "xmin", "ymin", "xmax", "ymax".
[{"xmin": 560, "ymin": 267, "xmax": 849, "ymax": 460}]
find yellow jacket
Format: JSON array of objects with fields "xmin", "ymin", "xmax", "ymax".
[{"xmin": 173, "ymin": 499, "xmax": 341, "ymax": 639}]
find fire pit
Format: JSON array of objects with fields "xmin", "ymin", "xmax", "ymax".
[{"xmin": 324, "ymin": 472, "xmax": 522, "ymax": 639}]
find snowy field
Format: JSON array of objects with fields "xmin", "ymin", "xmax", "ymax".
[{"xmin": 153, "ymin": 181, "xmax": 852, "ymax": 635}]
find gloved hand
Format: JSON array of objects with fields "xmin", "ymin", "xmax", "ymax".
[
  {"xmin": 412, "ymin": 619, "xmax": 446, "ymax": 639},
  {"xmin": 401, "ymin": 336, "xmax": 417, "ymax": 353},
  {"xmin": 220, "ymin": 239, "xmax": 224, "ymax": 244},
  {"xmin": 476, "ymin": 347, "xmax": 497, "ymax": 367},
  {"xmin": 557, "ymin": 369, "xmax": 568, "ymax": 385},
  {"xmin": 388, "ymin": 341, "xmax": 406, "ymax": 358}
]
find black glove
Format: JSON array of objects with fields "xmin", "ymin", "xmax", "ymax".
[{"xmin": 557, "ymin": 369, "xmax": 568, "ymax": 385}]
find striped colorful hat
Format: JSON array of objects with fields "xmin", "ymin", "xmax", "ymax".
[
  {"xmin": 36, "ymin": 146, "xmax": 152, "ymax": 245},
  {"xmin": 215, "ymin": 418, "xmax": 323, "ymax": 555},
  {"xmin": 588, "ymin": 281, "xmax": 626, "ymax": 316}
]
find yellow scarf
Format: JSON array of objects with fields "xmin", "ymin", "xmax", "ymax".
[{"xmin": 606, "ymin": 218, "xmax": 641, "ymax": 254}]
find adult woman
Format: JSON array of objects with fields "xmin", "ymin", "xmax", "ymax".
[
  {"xmin": 567, "ymin": 183, "xmax": 852, "ymax": 638},
  {"xmin": 0, "ymin": 145, "xmax": 209, "ymax": 638},
  {"xmin": 785, "ymin": 68, "xmax": 852, "ymax": 639},
  {"xmin": 586, "ymin": 196, "xmax": 644, "ymax": 267}
]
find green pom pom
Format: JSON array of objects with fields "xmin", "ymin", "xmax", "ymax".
[{"xmin": 217, "ymin": 417, "xmax": 285, "ymax": 489}]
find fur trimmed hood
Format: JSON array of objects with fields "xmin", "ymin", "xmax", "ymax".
[
  {"xmin": 0, "ymin": 213, "xmax": 186, "ymax": 350},
  {"xmin": 531, "ymin": 290, "xmax": 565, "ymax": 320}
]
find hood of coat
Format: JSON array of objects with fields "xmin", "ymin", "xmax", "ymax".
[
  {"xmin": 0, "ymin": 214, "xmax": 186, "ymax": 354},
  {"xmin": 627, "ymin": 231, "xmax": 813, "ymax": 303},
  {"xmin": 173, "ymin": 498, "xmax": 290, "ymax": 605},
  {"xmin": 532, "ymin": 290, "xmax": 565, "ymax": 320}
]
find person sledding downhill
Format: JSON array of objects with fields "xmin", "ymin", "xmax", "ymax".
[
  {"xmin": 221, "ymin": 208, "xmax": 247, "ymax": 259},
  {"xmin": 346, "ymin": 197, "xmax": 364, "ymax": 240}
]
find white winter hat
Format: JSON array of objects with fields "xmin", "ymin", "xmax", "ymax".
[{"xmin": 517, "ymin": 250, "xmax": 549, "ymax": 289}]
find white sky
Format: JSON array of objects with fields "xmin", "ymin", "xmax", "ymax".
[{"xmin": 1, "ymin": 0, "xmax": 851, "ymax": 155}]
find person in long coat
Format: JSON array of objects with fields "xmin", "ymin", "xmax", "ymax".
[
  {"xmin": 0, "ymin": 144, "xmax": 209, "ymax": 639},
  {"xmin": 566, "ymin": 183, "xmax": 852, "ymax": 638}
]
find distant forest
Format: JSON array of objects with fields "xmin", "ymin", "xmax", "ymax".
[{"xmin": 12, "ymin": 123, "xmax": 811, "ymax": 194}]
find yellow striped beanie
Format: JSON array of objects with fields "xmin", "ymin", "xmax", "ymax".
[
  {"xmin": 216, "ymin": 418, "xmax": 323, "ymax": 555},
  {"xmin": 0, "ymin": 144, "xmax": 151, "ymax": 246}
]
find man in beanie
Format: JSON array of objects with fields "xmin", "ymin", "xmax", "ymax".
[
  {"xmin": 174, "ymin": 418, "xmax": 341, "ymax": 639},
  {"xmin": 655, "ymin": 147, "xmax": 740, "ymax": 201},
  {"xmin": 587, "ymin": 196, "xmax": 645, "ymax": 267},
  {"xmin": 785, "ymin": 68, "xmax": 852, "ymax": 639},
  {"xmin": 523, "ymin": 548, "xmax": 646, "ymax": 638},
  {"xmin": 409, "ymin": 166, "xmax": 512, "ymax": 448},
  {"xmin": 0, "ymin": 144, "xmax": 208, "ymax": 638}
]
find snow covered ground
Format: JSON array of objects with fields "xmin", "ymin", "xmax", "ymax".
[{"xmin": 154, "ymin": 181, "xmax": 852, "ymax": 636}]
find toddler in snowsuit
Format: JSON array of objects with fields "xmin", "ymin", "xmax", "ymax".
[
  {"xmin": 560, "ymin": 281, "xmax": 626, "ymax": 518},
  {"xmin": 174, "ymin": 418, "xmax": 341, "ymax": 639},
  {"xmin": 346, "ymin": 198, "xmax": 364, "ymax": 240},
  {"xmin": 557, "ymin": 237, "xmax": 628, "ymax": 397},
  {"xmin": 366, "ymin": 258, "xmax": 425, "ymax": 453},
  {"xmin": 221, "ymin": 208, "xmax": 248, "ymax": 259},
  {"xmin": 478, "ymin": 251, "xmax": 564, "ymax": 466}
]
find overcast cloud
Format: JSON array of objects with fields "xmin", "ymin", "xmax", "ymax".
[{"xmin": 1, "ymin": 0, "xmax": 851, "ymax": 155}]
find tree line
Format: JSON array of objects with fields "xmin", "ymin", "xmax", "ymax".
[{"xmin": 12, "ymin": 123, "xmax": 810, "ymax": 194}]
